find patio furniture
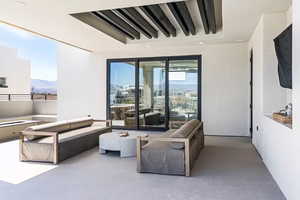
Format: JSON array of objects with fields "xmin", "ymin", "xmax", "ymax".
[
  {"xmin": 124, "ymin": 108, "xmax": 162, "ymax": 127},
  {"xmin": 19, "ymin": 117, "xmax": 112, "ymax": 164},
  {"xmin": 136, "ymin": 119, "xmax": 204, "ymax": 176},
  {"xmin": 99, "ymin": 131, "xmax": 148, "ymax": 157},
  {"xmin": 111, "ymin": 105, "xmax": 134, "ymax": 120}
]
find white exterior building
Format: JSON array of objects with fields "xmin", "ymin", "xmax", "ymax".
[{"xmin": 0, "ymin": 45, "xmax": 31, "ymax": 95}]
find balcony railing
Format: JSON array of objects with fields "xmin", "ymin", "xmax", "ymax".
[{"xmin": 0, "ymin": 94, "xmax": 57, "ymax": 101}]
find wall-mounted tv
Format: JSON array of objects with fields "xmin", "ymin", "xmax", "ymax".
[{"xmin": 274, "ymin": 24, "xmax": 292, "ymax": 89}]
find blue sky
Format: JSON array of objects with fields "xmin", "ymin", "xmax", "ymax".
[{"xmin": 0, "ymin": 23, "xmax": 57, "ymax": 81}]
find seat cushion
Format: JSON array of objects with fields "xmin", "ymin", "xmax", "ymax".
[{"xmin": 36, "ymin": 126, "xmax": 109, "ymax": 144}]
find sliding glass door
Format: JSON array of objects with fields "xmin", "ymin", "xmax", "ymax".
[
  {"xmin": 169, "ymin": 59, "xmax": 199, "ymax": 123},
  {"xmin": 139, "ymin": 60, "xmax": 166, "ymax": 129},
  {"xmin": 107, "ymin": 56, "xmax": 201, "ymax": 130},
  {"xmin": 109, "ymin": 61, "xmax": 136, "ymax": 128}
]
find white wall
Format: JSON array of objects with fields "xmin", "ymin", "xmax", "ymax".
[
  {"xmin": 286, "ymin": 5, "xmax": 293, "ymax": 104},
  {"xmin": 58, "ymin": 43, "xmax": 249, "ymax": 136},
  {"xmin": 291, "ymin": 1, "xmax": 300, "ymax": 199},
  {"xmin": 57, "ymin": 44, "xmax": 106, "ymax": 120},
  {"xmin": 0, "ymin": 101, "xmax": 33, "ymax": 118},
  {"xmin": 0, "ymin": 101, "xmax": 57, "ymax": 119},
  {"xmin": 262, "ymin": 13, "xmax": 288, "ymax": 115},
  {"xmin": 201, "ymin": 44, "xmax": 249, "ymax": 136},
  {"xmin": 0, "ymin": 45, "xmax": 31, "ymax": 94},
  {"xmin": 33, "ymin": 101, "xmax": 57, "ymax": 115},
  {"xmin": 248, "ymin": 8, "xmax": 300, "ymax": 200},
  {"xmin": 248, "ymin": 12, "xmax": 289, "ymax": 150}
]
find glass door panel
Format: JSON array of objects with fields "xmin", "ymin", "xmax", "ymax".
[
  {"xmin": 139, "ymin": 61, "xmax": 166, "ymax": 129},
  {"xmin": 109, "ymin": 61, "xmax": 136, "ymax": 128},
  {"xmin": 169, "ymin": 60, "xmax": 198, "ymax": 124}
]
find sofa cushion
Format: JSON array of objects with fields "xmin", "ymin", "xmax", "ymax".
[
  {"xmin": 35, "ymin": 126, "xmax": 109, "ymax": 144},
  {"xmin": 169, "ymin": 119, "xmax": 200, "ymax": 149},
  {"xmin": 68, "ymin": 117, "xmax": 93, "ymax": 130},
  {"xmin": 25, "ymin": 120, "xmax": 70, "ymax": 140},
  {"xmin": 24, "ymin": 117, "xmax": 94, "ymax": 141},
  {"xmin": 171, "ymin": 119, "xmax": 200, "ymax": 138}
]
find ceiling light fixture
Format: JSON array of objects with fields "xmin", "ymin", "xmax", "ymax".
[{"xmin": 15, "ymin": 1, "xmax": 26, "ymax": 6}]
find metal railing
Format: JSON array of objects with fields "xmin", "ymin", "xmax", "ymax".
[{"xmin": 0, "ymin": 94, "xmax": 57, "ymax": 101}]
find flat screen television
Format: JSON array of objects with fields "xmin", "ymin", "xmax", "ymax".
[{"xmin": 274, "ymin": 24, "xmax": 292, "ymax": 89}]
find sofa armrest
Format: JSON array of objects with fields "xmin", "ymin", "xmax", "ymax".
[
  {"xmin": 139, "ymin": 136, "xmax": 187, "ymax": 143},
  {"xmin": 21, "ymin": 131, "xmax": 57, "ymax": 137},
  {"xmin": 20, "ymin": 130, "xmax": 59, "ymax": 164},
  {"xmin": 93, "ymin": 119, "xmax": 112, "ymax": 127},
  {"xmin": 136, "ymin": 135, "xmax": 191, "ymax": 176}
]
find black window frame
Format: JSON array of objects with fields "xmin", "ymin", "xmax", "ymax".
[{"xmin": 106, "ymin": 55, "xmax": 202, "ymax": 131}]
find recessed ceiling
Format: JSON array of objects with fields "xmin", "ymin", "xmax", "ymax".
[{"xmin": 71, "ymin": 0, "xmax": 223, "ymax": 44}]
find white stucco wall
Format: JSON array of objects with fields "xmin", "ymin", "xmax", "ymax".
[
  {"xmin": 291, "ymin": 1, "xmax": 300, "ymax": 199},
  {"xmin": 0, "ymin": 101, "xmax": 33, "ymax": 118},
  {"xmin": 57, "ymin": 44, "xmax": 106, "ymax": 120},
  {"xmin": 57, "ymin": 42, "xmax": 249, "ymax": 136},
  {"xmin": 262, "ymin": 13, "xmax": 288, "ymax": 115},
  {"xmin": 0, "ymin": 45, "xmax": 31, "ymax": 94},
  {"xmin": 33, "ymin": 101, "xmax": 57, "ymax": 115},
  {"xmin": 248, "ymin": 8, "xmax": 300, "ymax": 200}
]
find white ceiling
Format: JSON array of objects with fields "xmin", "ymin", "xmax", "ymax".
[{"xmin": 0, "ymin": 0, "xmax": 292, "ymax": 54}]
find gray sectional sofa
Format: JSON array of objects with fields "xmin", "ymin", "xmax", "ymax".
[
  {"xmin": 136, "ymin": 119, "xmax": 204, "ymax": 176},
  {"xmin": 19, "ymin": 117, "xmax": 112, "ymax": 164}
]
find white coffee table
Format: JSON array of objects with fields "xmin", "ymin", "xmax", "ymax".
[{"xmin": 99, "ymin": 132, "xmax": 148, "ymax": 157}]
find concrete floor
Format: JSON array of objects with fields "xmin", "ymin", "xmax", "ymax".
[{"xmin": 0, "ymin": 136, "xmax": 285, "ymax": 200}]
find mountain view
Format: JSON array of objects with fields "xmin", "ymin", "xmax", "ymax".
[{"xmin": 31, "ymin": 79, "xmax": 57, "ymax": 94}]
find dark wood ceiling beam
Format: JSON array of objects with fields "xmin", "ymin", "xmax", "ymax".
[
  {"xmin": 140, "ymin": 6, "xmax": 170, "ymax": 37},
  {"xmin": 147, "ymin": 4, "xmax": 176, "ymax": 37},
  {"xmin": 71, "ymin": 12, "xmax": 127, "ymax": 43},
  {"xmin": 167, "ymin": 3, "xmax": 189, "ymax": 36},
  {"xmin": 175, "ymin": 2, "xmax": 196, "ymax": 35},
  {"xmin": 92, "ymin": 12, "xmax": 135, "ymax": 40},
  {"xmin": 113, "ymin": 9, "xmax": 152, "ymax": 39},
  {"xmin": 204, "ymin": 0, "xmax": 217, "ymax": 34},
  {"xmin": 196, "ymin": 0, "xmax": 210, "ymax": 34},
  {"xmin": 97, "ymin": 10, "xmax": 140, "ymax": 39},
  {"xmin": 121, "ymin": 7, "xmax": 158, "ymax": 38}
]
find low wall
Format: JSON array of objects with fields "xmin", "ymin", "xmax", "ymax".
[
  {"xmin": 33, "ymin": 101, "xmax": 57, "ymax": 115},
  {"xmin": 0, "ymin": 101, "xmax": 57, "ymax": 119},
  {"xmin": 0, "ymin": 101, "xmax": 33, "ymax": 118}
]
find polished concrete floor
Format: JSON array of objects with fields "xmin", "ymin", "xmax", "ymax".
[{"xmin": 0, "ymin": 136, "xmax": 285, "ymax": 200}]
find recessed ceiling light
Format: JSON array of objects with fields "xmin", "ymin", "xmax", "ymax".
[
  {"xmin": 15, "ymin": 1, "xmax": 26, "ymax": 6},
  {"xmin": 199, "ymin": 42, "xmax": 204, "ymax": 45}
]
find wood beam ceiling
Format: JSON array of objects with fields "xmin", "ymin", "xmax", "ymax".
[{"xmin": 71, "ymin": 0, "xmax": 222, "ymax": 41}]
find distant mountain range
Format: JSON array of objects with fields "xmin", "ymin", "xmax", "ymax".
[{"xmin": 31, "ymin": 79, "xmax": 57, "ymax": 94}]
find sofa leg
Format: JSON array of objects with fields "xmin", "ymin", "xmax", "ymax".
[
  {"xmin": 53, "ymin": 134, "xmax": 58, "ymax": 164},
  {"xmin": 136, "ymin": 136, "xmax": 142, "ymax": 173},
  {"xmin": 19, "ymin": 135, "xmax": 24, "ymax": 162},
  {"xmin": 184, "ymin": 140, "xmax": 190, "ymax": 176}
]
